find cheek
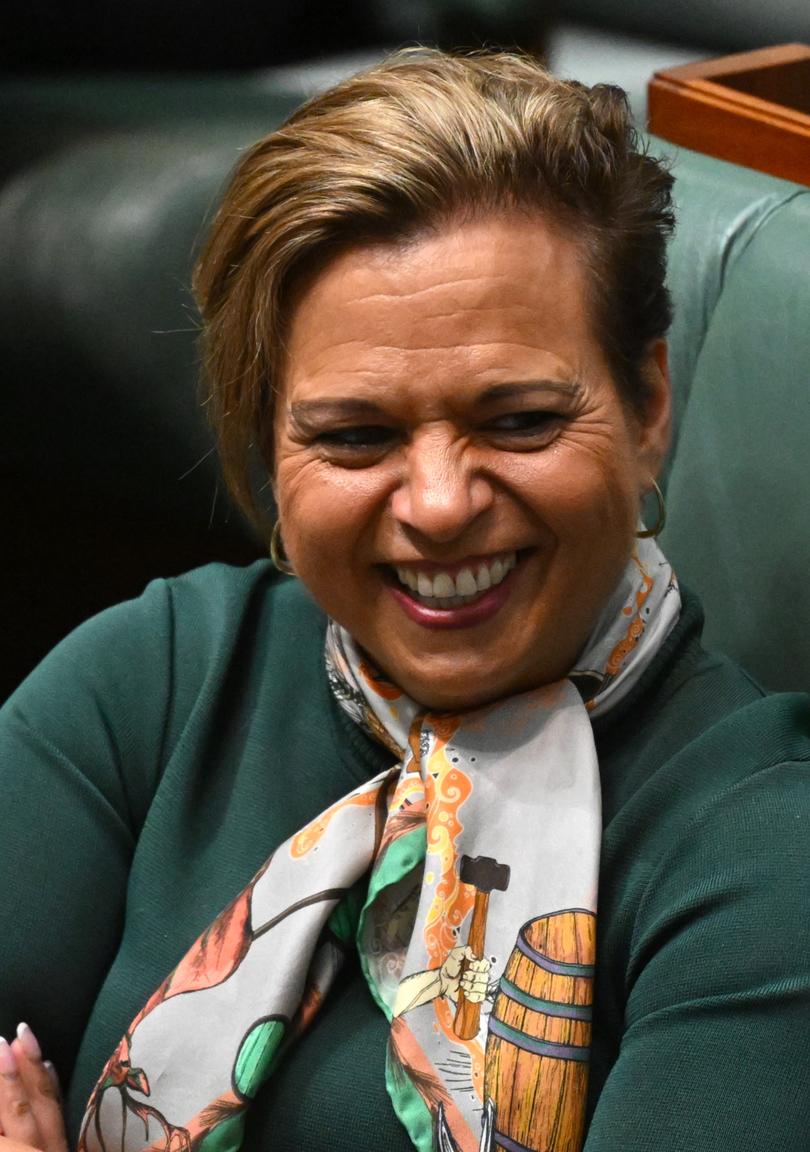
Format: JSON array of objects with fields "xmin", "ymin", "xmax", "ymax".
[
  {"xmin": 274, "ymin": 460, "xmax": 315, "ymax": 537},
  {"xmin": 526, "ymin": 440, "xmax": 640, "ymax": 539},
  {"xmin": 275, "ymin": 458, "xmax": 386, "ymax": 569}
]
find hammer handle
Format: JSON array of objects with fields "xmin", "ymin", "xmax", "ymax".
[{"xmin": 454, "ymin": 890, "xmax": 490, "ymax": 1040}]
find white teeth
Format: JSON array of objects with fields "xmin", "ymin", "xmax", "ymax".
[
  {"xmin": 417, "ymin": 572, "xmax": 433, "ymax": 597},
  {"xmin": 455, "ymin": 567, "xmax": 478, "ymax": 596},
  {"xmin": 432, "ymin": 573, "xmax": 456, "ymax": 598},
  {"xmin": 394, "ymin": 551, "xmax": 518, "ymax": 604}
]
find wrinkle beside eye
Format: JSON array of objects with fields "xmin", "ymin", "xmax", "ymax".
[{"xmin": 553, "ymin": 419, "xmax": 632, "ymax": 465}]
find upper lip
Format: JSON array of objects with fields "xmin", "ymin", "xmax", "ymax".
[{"xmin": 382, "ymin": 549, "xmax": 522, "ymax": 577}]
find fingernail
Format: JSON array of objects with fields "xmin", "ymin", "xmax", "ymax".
[
  {"xmin": 16, "ymin": 1022, "xmax": 42, "ymax": 1061},
  {"xmin": 43, "ymin": 1061, "xmax": 61, "ymax": 1097},
  {"xmin": 0, "ymin": 1036, "xmax": 17, "ymax": 1074}
]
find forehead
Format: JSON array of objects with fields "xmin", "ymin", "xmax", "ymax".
[{"xmin": 281, "ymin": 213, "xmax": 605, "ymax": 396}]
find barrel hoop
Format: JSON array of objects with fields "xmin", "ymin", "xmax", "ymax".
[
  {"xmin": 499, "ymin": 976, "xmax": 593, "ymax": 1020},
  {"xmin": 493, "ymin": 1129, "xmax": 535, "ymax": 1152},
  {"xmin": 516, "ymin": 933, "xmax": 595, "ymax": 977},
  {"xmin": 488, "ymin": 1016, "xmax": 590, "ymax": 1062}
]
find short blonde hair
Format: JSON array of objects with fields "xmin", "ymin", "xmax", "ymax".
[{"xmin": 194, "ymin": 48, "xmax": 674, "ymax": 531}]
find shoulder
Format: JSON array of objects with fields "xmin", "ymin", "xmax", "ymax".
[
  {"xmin": 159, "ymin": 558, "xmax": 320, "ymax": 646},
  {"xmin": 594, "ymin": 585, "xmax": 810, "ymax": 999},
  {"xmin": 597, "ymin": 689, "xmax": 810, "ymax": 1059},
  {"xmin": 592, "ymin": 600, "xmax": 810, "ymax": 1111},
  {"xmin": 596, "ymin": 584, "xmax": 810, "ymax": 988},
  {"xmin": 161, "ymin": 560, "xmax": 325, "ymax": 671},
  {"xmin": 597, "ymin": 585, "xmax": 810, "ymax": 820},
  {"xmin": 9, "ymin": 561, "xmax": 321, "ymax": 701},
  {"xmin": 1, "ymin": 563, "xmax": 329, "ymax": 820},
  {"xmin": 6, "ymin": 561, "xmax": 317, "ymax": 705}
]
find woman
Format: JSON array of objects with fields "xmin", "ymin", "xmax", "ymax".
[{"xmin": 1, "ymin": 49, "xmax": 808, "ymax": 1152}]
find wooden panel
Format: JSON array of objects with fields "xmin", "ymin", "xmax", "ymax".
[{"xmin": 649, "ymin": 44, "xmax": 810, "ymax": 186}]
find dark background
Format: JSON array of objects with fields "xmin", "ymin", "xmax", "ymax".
[{"xmin": 1, "ymin": 1, "xmax": 551, "ymax": 72}]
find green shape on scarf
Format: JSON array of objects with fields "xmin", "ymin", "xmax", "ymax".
[
  {"xmin": 328, "ymin": 877, "xmax": 365, "ymax": 945},
  {"xmin": 233, "ymin": 1018, "xmax": 286, "ymax": 1099},
  {"xmin": 356, "ymin": 823, "xmax": 434, "ymax": 1152},
  {"xmin": 197, "ymin": 1112, "xmax": 245, "ymax": 1152},
  {"xmin": 385, "ymin": 1042, "xmax": 435, "ymax": 1152},
  {"xmin": 357, "ymin": 824, "xmax": 427, "ymax": 1020}
]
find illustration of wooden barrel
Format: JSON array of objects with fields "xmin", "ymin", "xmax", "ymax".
[{"xmin": 484, "ymin": 909, "xmax": 596, "ymax": 1152}]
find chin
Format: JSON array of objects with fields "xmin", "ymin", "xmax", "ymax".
[
  {"xmin": 409, "ymin": 684, "xmax": 497, "ymax": 713},
  {"xmin": 395, "ymin": 660, "xmax": 527, "ymax": 713}
]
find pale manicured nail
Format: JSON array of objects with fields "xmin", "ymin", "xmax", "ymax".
[
  {"xmin": 0, "ymin": 1036, "xmax": 18, "ymax": 1074},
  {"xmin": 16, "ymin": 1022, "xmax": 42, "ymax": 1061},
  {"xmin": 43, "ymin": 1060, "xmax": 61, "ymax": 1097}
]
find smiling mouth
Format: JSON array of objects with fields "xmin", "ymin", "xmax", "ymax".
[{"xmin": 390, "ymin": 551, "xmax": 518, "ymax": 609}]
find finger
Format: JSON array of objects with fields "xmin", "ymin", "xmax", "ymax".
[
  {"xmin": 461, "ymin": 966, "xmax": 489, "ymax": 987},
  {"xmin": 458, "ymin": 972, "xmax": 486, "ymax": 991},
  {"xmin": 460, "ymin": 985, "xmax": 485, "ymax": 1003},
  {"xmin": 459, "ymin": 973, "xmax": 488, "ymax": 1001},
  {"xmin": 466, "ymin": 958, "xmax": 489, "ymax": 973},
  {"xmin": 460, "ymin": 972, "xmax": 488, "ymax": 991},
  {"xmin": 10, "ymin": 1029, "xmax": 66, "ymax": 1152},
  {"xmin": 0, "ymin": 1038, "xmax": 42, "ymax": 1150},
  {"xmin": 41, "ymin": 1070, "xmax": 60, "ymax": 1110},
  {"xmin": 0, "ymin": 1137, "xmax": 50, "ymax": 1152}
]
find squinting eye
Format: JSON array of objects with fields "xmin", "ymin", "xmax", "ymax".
[
  {"xmin": 487, "ymin": 411, "xmax": 561, "ymax": 436},
  {"xmin": 317, "ymin": 426, "xmax": 397, "ymax": 450}
]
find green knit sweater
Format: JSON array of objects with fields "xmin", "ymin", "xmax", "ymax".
[{"xmin": 1, "ymin": 563, "xmax": 809, "ymax": 1151}]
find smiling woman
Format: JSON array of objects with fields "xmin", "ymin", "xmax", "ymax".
[
  {"xmin": 273, "ymin": 216, "xmax": 669, "ymax": 708},
  {"xmin": 1, "ymin": 47, "xmax": 809, "ymax": 1152}
]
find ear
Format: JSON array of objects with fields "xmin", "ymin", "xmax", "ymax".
[{"xmin": 634, "ymin": 339, "xmax": 671, "ymax": 482}]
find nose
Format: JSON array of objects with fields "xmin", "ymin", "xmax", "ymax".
[{"xmin": 390, "ymin": 429, "xmax": 495, "ymax": 543}]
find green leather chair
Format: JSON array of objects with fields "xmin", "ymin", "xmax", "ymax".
[
  {"xmin": 2, "ymin": 108, "xmax": 809, "ymax": 699},
  {"xmin": 660, "ymin": 154, "xmax": 810, "ymax": 693}
]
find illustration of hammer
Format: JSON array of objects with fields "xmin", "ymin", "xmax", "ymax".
[{"xmin": 453, "ymin": 854, "xmax": 510, "ymax": 1040}]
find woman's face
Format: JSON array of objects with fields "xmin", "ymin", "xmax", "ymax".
[{"xmin": 274, "ymin": 214, "xmax": 670, "ymax": 710}]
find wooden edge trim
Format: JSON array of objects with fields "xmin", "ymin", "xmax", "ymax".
[
  {"xmin": 652, "ymin": 42, "xmax": 810, "ymax": 85},
  {"xmin": 649, "ymin": 74, "xmax": 810, "ymax": 135}
]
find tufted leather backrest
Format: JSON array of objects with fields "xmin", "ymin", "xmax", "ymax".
[
  {"xmin": 653, "ymin": 143, "xmax": 807, "ymax": 464},
  {"xmin": 0, "ymin": 127, "xmax": 275, "ymax": 701},
  {"xmin": 661, "ymin": 168, "xmax": 810, "ymax": 691}
]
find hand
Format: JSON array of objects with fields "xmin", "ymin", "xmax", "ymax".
[
  {"xmin": 0, "ymin": 1025, "xmax": 67, "ymax": 1152},
  {"xmin": 438, "ymin": 945, "xmax": 492, "ymax": 1003}
]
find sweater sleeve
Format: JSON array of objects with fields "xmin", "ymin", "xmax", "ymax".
[
  {"xmin": 0, "ymin": 580, "xmax": 174, "ymax": 1091},
  {"xmin": 585, "ymin": 762, "xmax": 810, "ymax": 1152}
]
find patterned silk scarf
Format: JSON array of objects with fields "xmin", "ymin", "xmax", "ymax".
[{"xmin": 80, "ymin": 541, "xmax": 679, "ymax": 1152}]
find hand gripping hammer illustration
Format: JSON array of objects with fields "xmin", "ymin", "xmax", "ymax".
[{"xmin": 453, "ymin": 853, "xmax": 511, "ymax": 1040}]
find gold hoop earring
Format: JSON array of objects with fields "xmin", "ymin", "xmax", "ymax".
[
  {"xmin": 636, "ymin": 479, "xmax": 666, "ymax": 539},
  {"xmin": 270, "ymin": 521, "xmax": 295, "ymax": 575}
]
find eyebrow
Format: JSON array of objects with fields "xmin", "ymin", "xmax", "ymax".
[
  {"xmin": 289, "ymin": 399, "xmax": 386, "ymax": 427},
  {"xmin": 477, "ymin": 380, "xmax": 581, "ymax": 403},
  {"xmin": 289, "ymin": 380, "xmax": 580, "ymax": 425}
]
